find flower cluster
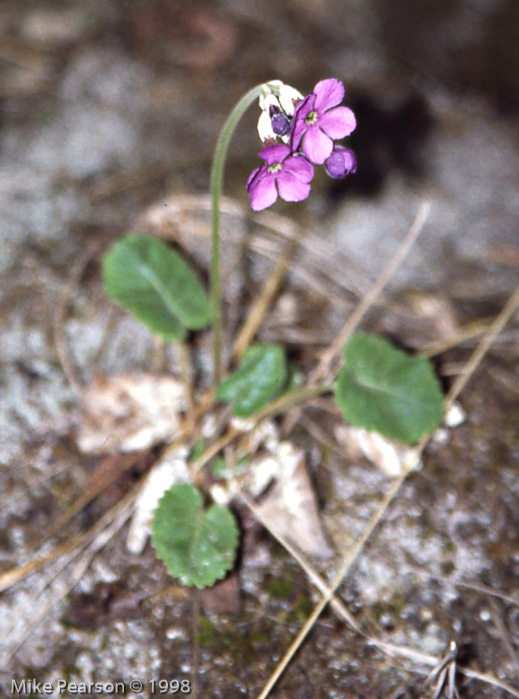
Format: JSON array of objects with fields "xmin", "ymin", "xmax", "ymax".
[{"xmin": 247, "ymin": 79, "xmax": 357, "ymax": 211}]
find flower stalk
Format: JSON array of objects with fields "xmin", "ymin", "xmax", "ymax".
[
  {"xmin": 209, "ymin": 84, "xmax": 263, "ymax": 385},
  {"xmin": 210, "ymin": 78, "xmax": 356, "ymax": 383}
]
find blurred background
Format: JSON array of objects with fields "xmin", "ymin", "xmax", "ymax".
[{"xmin": 1, "ymin": 1, "xmax": 518, "ymax": 696}]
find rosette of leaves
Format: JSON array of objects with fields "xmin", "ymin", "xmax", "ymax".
[
  {"xmin": 103, "ymin": 234, "xmax": 211, "ymax": 342},
  {"xmin": 216, "ymin": 344, "xmax": 288, "ymax": 418},
  {"xmin": 152, "ymin": 484, "xmax": 239, "ymax": 589},
  {"xmin": 334, "ymin": 332, "xmax": 443, "ymax": 444}
]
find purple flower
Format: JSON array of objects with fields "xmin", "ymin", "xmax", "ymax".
[
  {"xmin": 324, "ymin": 146, "xmax": 357, "ymax": 179},
  {"xmin": 291, "ymin": 79, "xmax": 356, "ymax": 165},
  {"xmin": 246, "ymin": 144, "xmax": 314, "ymax": 211}
]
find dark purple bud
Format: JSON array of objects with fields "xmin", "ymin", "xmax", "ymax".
[
  {"xmin": 324, "ymin": 146, "xmax": 357, "ymax": 179},
  {"xmin": 271, "ymin": 112, "xmax": 291, "ymax": 137}
]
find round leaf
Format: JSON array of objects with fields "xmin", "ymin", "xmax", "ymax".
[
  {"xmin": 334, "ymin": 332, "xmax": 444, "ymax": 444},
  {"xmin": 151, "ymin": 483, "xmax": 239, "ymax": 589},
  {"xmin": 103, "ymin": 234, "xmax": 211, "ymax": 342},
  {"xmin": 216, "ymin": 344, "xmax": 288, "ymax": 418}
]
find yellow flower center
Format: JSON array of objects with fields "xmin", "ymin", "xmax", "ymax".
[{"xmin": 305, "ymin": 111, "xmax": 318, "ymax": 125}]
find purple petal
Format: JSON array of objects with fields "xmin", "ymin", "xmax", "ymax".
[
  {"xmin": 302, "ymin": 126, "xmax": 333, "ymax": 164},
  {"xmin": 290, "ymin": 117, "xmax": 306, "ymax": 151},
  {"xmin": 249, "ymin": 173, "xmax": 278, "ymax": 211},
  {"xmin": 289, "ymin": 95, "xmax": 314, "ymax": 151},
  {"xmin": 246, "ymin": 165, "xmax": 265, "ymax": 192},
  {"xmin": 283, "ymin": 155, "xmax": 314, "ymax": 183},
  {"xmin": 324, "ymin": 147, "xmax": 357, "ymax": 178},
  {"xmin": 277, "ymin": 172, "xmax": 312, "ymax": 203},
  {"xmin": 319, "ymin": 106, "xmax": 356, "ymax": 139},
  {"xmin": 313, "ymin": 79, "xmax": 345, "ymax": 112},
  {"xmin": 293, "ymin": 94, "xmax": 314, "ymax": 121},
  {"xmin": 258, "ymin": 144, "xmax": 291, "ymax": 166}
]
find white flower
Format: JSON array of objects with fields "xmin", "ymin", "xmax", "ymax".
[
  {"xmin": 260, "ymin": 80, "xmax": 303, "ymax": 116},
  {"xmin": 257, "ymin": 80, "xmax": 303, "ymax": 145}
]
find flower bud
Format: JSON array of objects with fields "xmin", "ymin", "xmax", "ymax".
[{"xmin": 324, "ymin": 146, "xmax": 357, "ymax": 179}]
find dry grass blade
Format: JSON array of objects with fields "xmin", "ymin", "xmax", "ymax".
[
  {"xmin": 457, "ymin": 669, "xmax": 519, "ymax": 698},
  {"xmin": 489, "ymin": 598, "xmax": 519, "ymax": 676},
  {"xmin": 256, "ymin": 283, "xmax": 519, "ymax": 699},
  {"xmin": 281, "ymin": 200, "xmax": 430, "ymax": 435},
  {"xmin": 418, "ymin": 317, "xmax": 494, "ymax": 357},
  {"xmin": 310, "ymin": 199, "xmax": 431, "ymax": 384},
  {"xmin": 374, "ymin": 639, "xmax": 519, "ymax": 697},
  {"xmin": 1, "ymin": 486, "xmax": 138, "ymax": 665},
  {"xmin": 246, "ymin": 487, "xmax": 519, "ymax": 696},
  {"xmin": 233, "ymin": 235, "xmax": 298, "ymax": 359},
  {"xmin": 54, "ymin": 240, "xmax": 101, "ymax": 393},
  {"xmin": 240, "ymin": 493, "xmax": 361, "ymax": 633},
  {"xmin": 255, "ymin": 471, "xmax": 408, "ymax": 699},
  {"xmin": 0, "ymin": 479, "xmax": 143, "ymax": 595},
  {"xmin": 443, "ymin": 284, "xmax": 519, "ymax": 410},
  {"xmin": 0, "ymin": 534, "xmax": 84, "ymax": 594},
  {"xmin": 404, "ymin": 565, "xmax": 519, "ymax": 608}
]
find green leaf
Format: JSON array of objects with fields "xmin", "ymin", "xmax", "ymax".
[
  {"xmin": 102, "ymin": 234, "xmax": 211, "ymax": 342},
  {"xmin": 216, "ymin": 344, "xmax": 288, "ymax": 418},
  {"xmin": 334, "ymin": 332, "xmax": 444, "ymax": 445},
  {"xmin": 151, "ymin": 483, "xmax": 239, "ymax": 589}
]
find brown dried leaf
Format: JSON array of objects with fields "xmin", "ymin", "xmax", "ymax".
[
  {"xmin": 77, "ymin": 373, "xmax": 186, "ymax": 454},
  {"xmin": 252, "ymin": 442, "xmax": 334, "ymax": 559}
]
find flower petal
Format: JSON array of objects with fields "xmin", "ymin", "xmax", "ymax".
[
  {"xmin": 257, "ymin": 110, "xmax": 276, "ymax": 144},
  {"xmin": 319, "ymin": 106, "xmax": 356, "ymax": 139},
  {"xmin": 258, "ymin": 144, "xmax": 290, "ymax": 165},
  {"xmin": 313, "ymin": 79, "xmax": 345, "ymax": 112},
  {"xmin": 289, "ymin": 94, "xmax": 313, "ymax": 151},
  {"xmin": 249, "ymin": 173, "xmax": 278, "ymax": 211},
  {"xmin": 302, "ymin": 126, "xmax": 333, "ymax": 164},
  {"xmin": 293, "ymin": 94, "xmax": 314, "ymax": 121},
  {"xmin": 290, "ymin": 117, "xmax": 306, "ymax": 151},
  {"xmin": 246, "ymin": 165, "xmax": 265, "ymax": 192},
  {"xmin": 278, "ymin": 84, "xmax": 304, "ymax": 116},
  {"xmin": 283, "ymin": 155, "xmax": 314, "ymax": 183},
  {"xmin": 277, "ymin": 172, "xmax": 312, "ymax": 203}
]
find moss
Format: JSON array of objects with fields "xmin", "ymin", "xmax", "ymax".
[
  {"xmin": 197, "ymin": 616, "xmax": 217, "ymax": 646},
  {"xmin": 441, "ymin": 560, "xmax": 456, "ymax": 575},
  {"xmin": 442, "ymin": 541, "xmax": 456, "ymax": 556},
  {"xmin": 266, "ymin": 577, "xmax": 294, "ymax": 600},
  {"xmin": 294, "ymin": 594, "xmax": 313, "ymax": 622}
]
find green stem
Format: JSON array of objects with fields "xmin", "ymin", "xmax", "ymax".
[
  {"xmin": 210, "ymin": 84, "xmax": 263, "ymax": 385},
  {"xmin": 253, "ymin": 383, "xmax": 333, "ymax": 421}
]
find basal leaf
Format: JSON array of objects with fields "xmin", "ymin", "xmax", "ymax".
[
  {"xmin": 216, "ymin": 344, "xmax": 288, "ymax": 418},
  {"xmin": 334, "ymin": 332, "xmax": 443, "ymax": 445},
  {"xmin": 151, "ymin": 483, "xmax": 239, "ymax": 589},
  {"xmin": 103, "ymin": 234, "xmax": 211, "ymax": 342}
]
